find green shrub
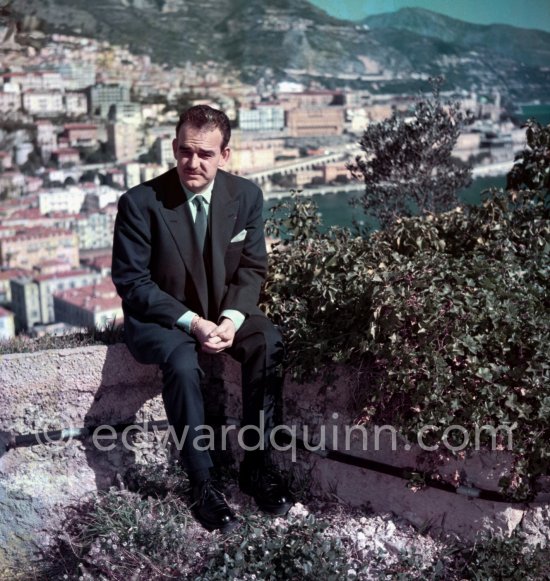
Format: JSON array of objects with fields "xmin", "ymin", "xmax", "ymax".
[
  {"xmin": 461, "ymin": 533, "xmax": 550, "ymax": 581},
  {"xmin": 30, "ymin": 489, "xmax": 199, "ymax": 580},
  {"xmin": 262, "ymin": 188, "xmax": 549, "ymax": 498},
  {"xmin": 198, "ymin": 513, "xmax": 366, "ymax": 580}
]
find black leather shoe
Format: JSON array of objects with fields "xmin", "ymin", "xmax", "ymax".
[
  {"xmin": 191, "ymin": 479, "xmax": 239, "ymax": 533},
  {"xmin": 239, "ymin": 464, "xmax": 294, "ymax": 516}
]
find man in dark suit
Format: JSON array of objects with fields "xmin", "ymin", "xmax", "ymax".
[{"xmin": 112, "ymin": 105, "xmax": 292, "ymax": 532}]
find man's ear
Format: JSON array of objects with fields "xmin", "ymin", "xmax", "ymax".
[
  {"xmin": 172, "ymin": 138, "xmax": 178, "ymax": 159},
  {"xmin": 218, "ymin": 146, "xmax": 231, "ymax": 168}
]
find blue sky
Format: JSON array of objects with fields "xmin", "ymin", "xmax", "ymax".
[{"xmin": 308, "ymin": 0, "xmax": 550, "ymax": 33}]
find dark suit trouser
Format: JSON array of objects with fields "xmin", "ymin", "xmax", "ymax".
[{"xmin": 160, "ymin": 315, "xmax": 284, "ymax": 475}]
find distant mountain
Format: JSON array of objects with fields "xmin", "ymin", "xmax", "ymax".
[
  {"xmin": 364, "ymin": 7, "xmax": 550, "ymax": 67},
  {"xmin": 6, "ymin": 1, "xmax": 550, "ymax": 101}
]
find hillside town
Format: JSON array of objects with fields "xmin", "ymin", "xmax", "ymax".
[{"xmin": 0, "ymin": 29, "xmax": 527, "ymax": 340}]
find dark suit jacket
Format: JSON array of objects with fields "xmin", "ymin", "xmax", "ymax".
[{"xmin": 111, "ymin": 167, "xmax": 268, "ymax": 364}]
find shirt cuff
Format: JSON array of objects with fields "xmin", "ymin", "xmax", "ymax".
[
  {"xmin": 220, "ymin": 309, "xmax": 245, "ymax": 332},
  {"xmin": 176, "ymin": 310, "xmax": 198, "ymax": 333}
]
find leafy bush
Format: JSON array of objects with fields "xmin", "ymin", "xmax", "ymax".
[
  {"xmin": 25, "ymin": 491, "xmax": 199, "ymax": 580},
  {"xmin": 262, "ymin": 187, "xmax": 549, "ymax": 497},
  {"xmin": 198, "ymin": 513, "xmax": 366, "ymax": 580},
  {"xmin": 460, "ymin": 534, "xmax": 550, "ymax": 581}
]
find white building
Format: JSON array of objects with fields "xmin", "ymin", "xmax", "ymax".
[
  {"xmin": 0, "ymin": 306, "xmax": 15, "ymax": 340},
  {"xmin": 238, "ymin": 105, "xmax": 285, "ymax": 132},
  {"xmin": 75, "ymin": 210, "xmax": 117, "ymax": 250},
  {"xmin": 124, "ymin": 162, "xmax": 141, "ymax": 188},
  {"xmin": 36, "ymin": 120, "xmax": 58, "ymax": 162},
  {"xmin": 109, "ymin": 102, "xmax": 142, "ymax": 124},
  {"xmin": 0, "ymin": 90, "xmax": 21, "ymax": 115},
  {"xmin": 38, "ymin": 186, "xmax": 86, "ymax": 215},
  {"xmin": 58, "ymin": 62, "xmax": 96, "ymax": 91},
  {"xmin": 22, "ymin": 90, "xmax": 64, "ymax": 116},
  {"xmin": 154, "ymin": 135, "xmax": 174, "ymax": 166},
  {"xmin": 15, "ymin": 142, "xmax": 34, "ymax": 166},
  {"xmin": 4, "ymin": 71, "xmax": 63, "ymax": 92},
  {"xmin": 82, "ymin": 185, "xmax": 122, "ymax": 211},
  {"xmin": 64, "ymin": 92, "xmax": 88, "ymax": 116}
]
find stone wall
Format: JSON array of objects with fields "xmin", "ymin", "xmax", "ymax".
[{"xmin": 0, "ymin": 344, "xmax": 548, "ymax": 566}]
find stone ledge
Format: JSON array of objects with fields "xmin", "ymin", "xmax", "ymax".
[{"xmin": 0, "ymin": 344, "xmax": 548, "ymax": 565}]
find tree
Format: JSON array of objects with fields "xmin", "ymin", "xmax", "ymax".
[
  {"xmin": 507, "ymin": 119, "xmax": 550, "ymax": 197},
  {"xmin": 348, "ymin": 78, "xmax": 472, "ymax": 230}
]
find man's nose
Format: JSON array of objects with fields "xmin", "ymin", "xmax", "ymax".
[{"xmin": 187, "ymin": 153, "xmax": 199, "ymax": 168}]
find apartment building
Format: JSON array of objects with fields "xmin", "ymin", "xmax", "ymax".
[
  {"xmin": 75, "ymin": 210, "xmax": 117, "ymax": 250},
  {"xmin": 36, "ymin": 121, "xmax": 58, "ymax": 162},
  {"xmin": 81, "ymin": 185, "xmax": 122, "ymax": 212},
  {"xmin": 286, "ymin": 106, "xmax": 344, "ymax": 137},
  {"xmin": 38, "ymin": 186, "xmax": 86, "ymax": 215},
  {"xmin": 52, "ymin": 148, "xmax": 81, "ymax": 167},
  {"xmin": 64, "ymin": 92, "xmax": 89, "ymax": 116},
  {"xmin": 9, "ymin": 276, "xmax": 40, "ymax": 330},
  {"xmin": 107, "ymin": 121, "xmax": 139, "ymax": 161},
  {"xmin": 10, "ymin": 269, "xmax": 103, "ymax": 330},
  {"xmin": 0, "ymin": 90, "xmax": 21, "ymax": 115},
  {"xmin": 0, "ymin": 268, "xmax": 30, "ymax": 305},
  {"xmin": 0, "ymin": 227, "xmax": 79, "ymax": 269},
  {"xmin": 238, "ymin": 105, "xmax": 285, "ymax": 132},
  {"xmin": 88, "ymin": 83, "xmax": 130, "ymax": 117},
  {"xmin": 3, "ymin": 71, "xmax": 64, "ymax": 92},
  {"xmin": 54, "ymin": 278, "xmax": 123, "ymax": 329},
  {"xmin": 0, "ymin": 172, "xmax": 25, "ymax": 197},
  {"xmin": 227, "ymin": 145, "xmax": 275, "ymax": 174},
  {"xmin": 22, "ymin": 90, "xmax": 64, "ymax": 116},
  {"xmin": 64, "ymin": 123, "xmax": 99, "ymax": 147},
  {"xmin": 109, "ymin": 102, "xmax": 142, "ymax": 124},
  {"xmin": 154, "ymin": 135, "xmax": 174, "ymax": 166},
  {"xmin": 0, "ymin": 152, "xmax": 14, "ymax": 171},
  {"xmin": 58, "ymin": 62, "xmax": 96, "ymax": 91},
  {"xmin": 278, "ymin": 90, "xmax": 342, "ymax": 110}
]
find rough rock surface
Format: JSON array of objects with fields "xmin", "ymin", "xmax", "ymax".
[{"xmin": 0, "ymin": 345, "xmax": 547, "ymax": 568}]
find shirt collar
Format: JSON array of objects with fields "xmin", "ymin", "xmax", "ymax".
[{"xmin": 181, "ymin": 180, "xmax": 214, "ymax": 205}]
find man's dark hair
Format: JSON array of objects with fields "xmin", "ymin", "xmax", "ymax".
[{"xmin": 176, "ymin": 105, "xmax": 231, "ymax": 149}]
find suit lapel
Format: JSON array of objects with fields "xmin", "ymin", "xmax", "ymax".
[
  {"xmin": 210, "ymin": 173, "xmax": 239, "ymax": 312},
  {"xmin": 158, "ymin": 170, "xmax": 209, "ymax": 317}
]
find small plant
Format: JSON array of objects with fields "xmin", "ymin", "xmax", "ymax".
[
  {"xmin": 30, "ymin": 488, "xmax": 200, "ymax": 580},
  {"xmin": 198, "ymin": 513, "xmax": 367, "ymax": 580},
  {"xmin": 460, "ymin": 533, "xmax": 550, "ymax": 580}
]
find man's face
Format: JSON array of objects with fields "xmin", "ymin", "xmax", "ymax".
[{"xmin": 172, "ymin": 123, "xmax": 230, "ymax": 193}]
